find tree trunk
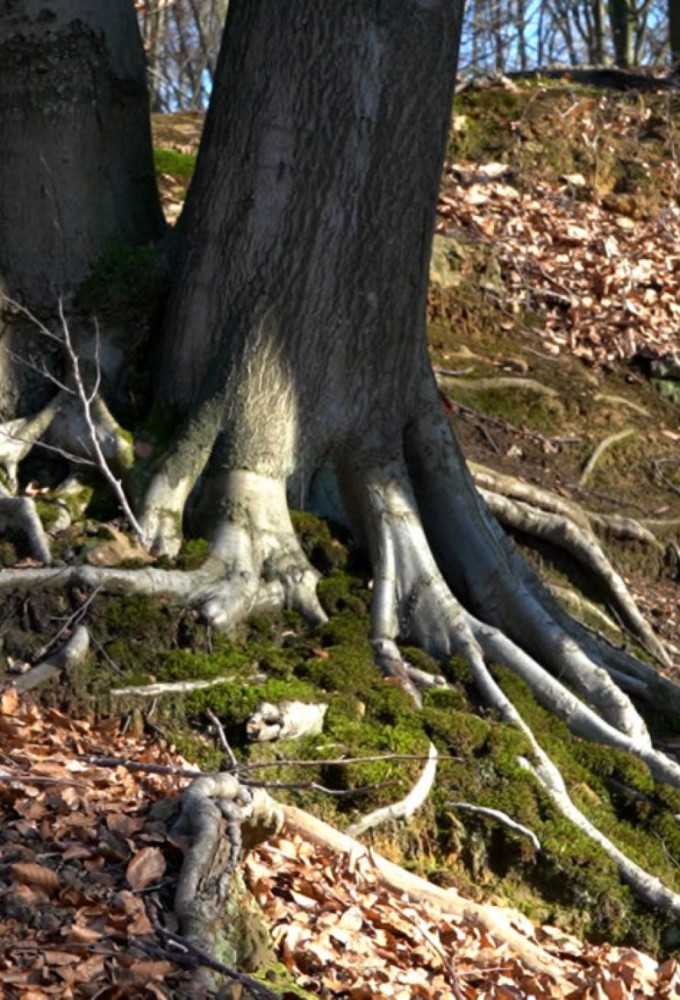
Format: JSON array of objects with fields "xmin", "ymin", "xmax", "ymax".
[
  {"xmin": 608, "ymin": 0, "xmax": 634, "ymax": 67},
  {"xmin": 671, "ymin": 0, "xmax": 680, "ymax": 65},
  {"xmin": 0, "ymin": 0, "xmax": 164, "ymax": 309},
  {"xmin": 140, "ymin": 0, "xmax": 464, "ymax": 560},
  {"xmin": 135, "ymin": 0, "xmax": 676, "ymax": 743},
  {"xmin": 0, "ymin": 0, "xmax": 164, "ymax": 440}
]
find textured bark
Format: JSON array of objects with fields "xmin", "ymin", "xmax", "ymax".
[
  {"xmin": 154, "ymin": 0, "xmax": 462, "ymax": 475},
  {"xmin": 0, "ymin": 0, "xmax": 165, "ymax": 485},
  {"xmin": 0, "ymin": 0, "xmax": 164, "ymax": 309}
]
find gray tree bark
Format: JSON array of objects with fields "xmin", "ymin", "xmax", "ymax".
[
  {"xmin": 0, "ymin": 0, "xmax": 164, "ymax": 447},
  {"xmin": 0, "ymin": 0, "xmax": 164, "ymax": 309}
]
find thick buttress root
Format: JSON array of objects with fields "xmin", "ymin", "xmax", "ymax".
[
  {"xmin": 353, "ymin": 447, "xmax": 680, "ymax": 913},
  {"xmin": 0, "ymin": 471, "xmax": 325, "ymax": 635}
]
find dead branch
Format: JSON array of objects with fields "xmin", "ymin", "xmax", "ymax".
[{"xmin": 56, "ymin": 301, "xmax": 148, "ymax": 548}]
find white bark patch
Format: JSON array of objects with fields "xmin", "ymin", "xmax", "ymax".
[
  {"xmin": 246, "ymin": 700, "xmax": 328, "ymax": 742},
  {"xmin": 229, "ymin": 317, "xmax": 299, "ymax": 480}
]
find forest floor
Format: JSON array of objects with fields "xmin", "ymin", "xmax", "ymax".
[{"xmin": 3, "ymin": 74, "xmax": 680, "ymax": 998}]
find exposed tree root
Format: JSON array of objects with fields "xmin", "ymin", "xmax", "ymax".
[
  {"xmin": 3, "ymin": 406, "xmax": 680, "ymax": 926},
  {"xmin": 13, "ymin": 623, "xmax": 90, "ymax": 694},
  {"xmin": 346, "ymin": 741, "xmax": 438, "ymax": 837},
  {"xmin": 471, "ymin": 658, "xmax": 680, "ymax": 915},
  {"xmin": 281, "ymin": 804, "xmax": 571, "ymax": 984},
  {"xmin": 478, "ymin": 486, "xmax": 669, "ymax": 665},
  {"xmin": 246, "ymin": 700, "xmax": 328, "ymax": 742},
  {"xmin": 0, "ymin": 495, "xmax": 52, "ymax": 564},
  {"xmin": 470, "ymin": 462, "xmax": 663, "ymax": 550},
  {"xmin": 548, "ymin": 584, "xmax": 622, "ymax": 635},
  {"xmin": 446, "ymin": 802, "xmax": 541, "ymax": 852},
  {"xmin": 580, "ymin": 428, "xmax": 637, "ymax": 487},
  {"xmin": 0, "ymin": 393, "xmax": 64, "ymax": 491},
  {"xmin": 166, "ymin": 769, "xmax": 571, "ymax": 988},
  {"xmin": 171, "ymin": 772, "xmax": 284, "ymax": 996}
]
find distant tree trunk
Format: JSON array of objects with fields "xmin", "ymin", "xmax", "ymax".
[
  {"xmin": 608, "ymin": 0, "xmax": 634, "ymax": 66},
  {"xmin": 670, "ymin": 0, "xmax": 680, "ymax": 64},
  {"xmin": 592, "ymin": 0, "xmax": 607, "ymax": 62}
]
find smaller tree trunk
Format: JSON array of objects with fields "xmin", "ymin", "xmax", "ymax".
[{"xmin": 0, "ymin": 0, "xmax": 164, "ymax": 309}]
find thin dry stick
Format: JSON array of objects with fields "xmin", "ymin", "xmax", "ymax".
[
  {"xmin": 205, "ymin": 706, "xmax": 238, "ymax": 768},
  {"xmin": 57, "ymin": 301, "xmax": 149, "ymax": 549},
  {"xmin": 0, "ymin": 294, "xmax": 148, "ymax": 549},
  {"xmin": 80, "ymin": 751, "xmax": 457, "ymax": 775}
]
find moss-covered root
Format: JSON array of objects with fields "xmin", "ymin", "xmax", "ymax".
[
  {"xmin": 469, "ymin": 655, "xmax": 680, "ymax": 916},
  {"xmin": 171, "ymin": 773, "xmax": 284, "ymax": 996},
  {"xmin": 356, "ymin": 454, "xmax": 680, "ymax": 915}
]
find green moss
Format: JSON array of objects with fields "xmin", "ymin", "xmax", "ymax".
[
  {"xmin": 401, "ymin": 646, "xmax": 443, "ymax": 678},
  {"xmin": 290, "ymin": 510, "xmax": 352, "ymax": 574},
  {"xmin": 316, "ymin": 609, "xmax": 371, "ymax": 647},
  {"xmin": 256, "ymin": 963, "xmax": 316, "ymax": 999},
  {"xmin": 443, "ymin": 655, "xmax": 473, "ymax": 684},
  {"xmin": 78, "ymin": 243, "xmax": 167, "ymax": 318},
  {"xmin": 56, "ymin": 484, "xmax": 94, "ymax": 521},
  {"xmin": 176, "ymin": 537, "xmax": 210, "ymax": 570},
  {"xmin": 33, "ymin": 500, "xmax": 63, "ymax": 531},
  {"xmin": 0, "ymin": 540, "xmax": 18, "ymax": 567},
  {"xmin": 423, "ymin": 705, "xmax": 491, "ymax": 755},
  {"xmin": 153, "ymin": 146, "xmax": 197, "ymax": 180},
  {"xmin": 448, "ymin": 381, "xmax": 565, "ymax": 435},
  {"xmin": 297, "ymin": 643, "xmax": 374, "ymax": 695},
  {"xmin": 316, "ymin": 573, "xmax": 370, "ymax": 616},
  {"xmin": 422, "ymin": 686, "xmax": 466, "ymax": 712}
]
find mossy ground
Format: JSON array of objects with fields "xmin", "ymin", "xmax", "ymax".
[{"xmin": 3, "ymin": 509, "xmax": 680, "ymax": 953}]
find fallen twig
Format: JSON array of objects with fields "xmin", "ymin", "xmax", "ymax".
[{"xmin": 205, "ymin": 706, "xmax": 239, "ymax": 768}]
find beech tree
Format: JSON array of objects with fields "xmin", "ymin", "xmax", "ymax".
[{"xmin": 4, "ymin": 0, "xmax": 680, "ymax": 980}]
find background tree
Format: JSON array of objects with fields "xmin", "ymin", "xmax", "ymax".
[
  {"xmin": 136, "ymin": 0, "xmax": 228, "ymax": 110},
  {"xmin": 458, "ymin": 0, "xmax": 668, "ymax": 72}
]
